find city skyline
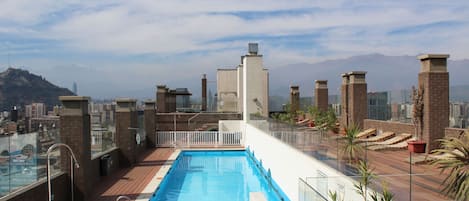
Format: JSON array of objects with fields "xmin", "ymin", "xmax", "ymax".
[{"xmin": 0, "ymin": 1, "xmax": 469, "ymax": 98}]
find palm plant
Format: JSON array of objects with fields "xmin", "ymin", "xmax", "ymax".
[
  {"xmin": 354, "ymin": 160, "xmax": 375, "ymax": 201},
  {"xmin": 341, "ymin": 124, "xmax": 364, "ymax": 164},
  {"xmin": 430, "ymin": 132, "xmax": 469, "ymax": 200},
  {"xmin": 328, "ymin": 190, "xmax": 344, "ymax": 201},
  {"xmin": 355, "ymin": 160, "xmax": 394, "ymax": 201}
]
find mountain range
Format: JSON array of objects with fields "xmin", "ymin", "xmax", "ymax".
[
  {"xmin": 0, "ymin": 68, "xmax": 74, "ymax": 111},
  {"xmin": 269, "ymin": 53, "xmax": 469, "ymax": 97}
]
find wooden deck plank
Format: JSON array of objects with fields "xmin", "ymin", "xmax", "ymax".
[{"xmin": 91, "ymin": 148, "xmax": 174, "ymax": 201}]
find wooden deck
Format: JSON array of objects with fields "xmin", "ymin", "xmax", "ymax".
[
  {"xmin": 367, "ymin": 150, "xmax": 450, "ymax": 201},
  {"xmin": 312, "ymin": 133, "xmax": 451, "ymax": 201},
  {"xmin": 90, "ymin": 148, "xmax": 174, "ymax": 201}
]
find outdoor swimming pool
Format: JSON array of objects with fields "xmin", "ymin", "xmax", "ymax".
[{"xmin": 150, "ymin": 150, "xmax": 289, "ymax": 201}]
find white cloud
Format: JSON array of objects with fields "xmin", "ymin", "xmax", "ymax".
[{"xmin": 1, "ymin": 0, "xmax": 469, "ymax": 98}]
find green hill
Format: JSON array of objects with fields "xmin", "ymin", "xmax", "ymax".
[{"xmin": 0, "ymin": 68, "xmax": 74, "ymax": 111}]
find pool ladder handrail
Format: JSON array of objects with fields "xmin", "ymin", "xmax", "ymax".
[
  {"xmin": 116, "ymin": 195, "xmax": 131, "ymax": 201},
  {"xmin": 47, "ymin": 143, "xmax": 80, "ymax": 201}
]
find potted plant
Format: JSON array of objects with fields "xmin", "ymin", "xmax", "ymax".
[{"xmin": 408, "ymin": 86, "xmax": 426, "ymax": 153}]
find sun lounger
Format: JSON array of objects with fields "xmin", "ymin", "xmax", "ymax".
[
  {"xmin": 405, "ymin": 149, "xmax": 463, "ymax": 164},
  {"xmin": 427, "ymin": 149, "xmax": 464, "ymax": 160},
  {"xmin": 367, "ymin": 138, "xmax": 415, "ymax": 151},
  {"xmin": 356, "ymin": 128, "xmax": 377, "ymax": 139},
  {"xmin": 358, "ymin": 132, "xmax": 395, "ymax": 143},
  {"xmin": 365, "ymin": 133, "xmax": 412, "ymax": 147},
  {"xmin": 296, "ymin": 119, "xmax": 310, "ymax": 126}
]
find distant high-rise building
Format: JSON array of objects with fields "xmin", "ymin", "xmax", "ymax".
[
  {"xmin": 367, "ymin": 92, "xmax": 390, "ymax": 121},
  {"xmin": 25, "ymin": 103, "xmax": 46, "ymax": 118},
  {"xmin": 73, "ymin": 82, "xmax": 78, "ymax": 95},
  {"xmin": 10, "ymin": 106, "xmax": 18, "ymax": 122},
  {"xmin": 208, "ymin": 89, "xmax": 213, "ymax": 112}
]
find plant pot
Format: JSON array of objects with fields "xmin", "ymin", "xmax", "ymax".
[
  {"xmin": 408, "ymin": 140, "xmax": 426, "ymax": 153},
  {"xmin": 332, "ymin": 126, "xmax": 339, "ymax": 134}
]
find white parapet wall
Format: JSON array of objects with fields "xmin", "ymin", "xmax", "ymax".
[
  {"xmin": 219, "ymin": 120, "xmax": 243, "ymax": 132},
  {"xmin": 244, "ymin": 122, "xmax": 373, "ymax": 201}
]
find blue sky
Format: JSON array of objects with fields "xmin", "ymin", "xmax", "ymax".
[{"xmin": 0, "ymin": 0, "xmax": 468, "ymax": 99}]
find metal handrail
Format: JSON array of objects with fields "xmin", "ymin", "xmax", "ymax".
[
  {"xmin": 116, "ymin": 195, "xmax": 131, "ymax": 201},
  {"xmin": 47, "ymin": 143, "xmax": 80, "ymax": 201}
]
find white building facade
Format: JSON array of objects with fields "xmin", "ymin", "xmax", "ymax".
[{"xmin": 217, "ymin": 43, "xmax": 269, "ymax": 117}]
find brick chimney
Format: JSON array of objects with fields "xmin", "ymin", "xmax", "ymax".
[
  {"xmin": 290, "ymin": 85, "xmax": 300, "ymax": 114},
  {"xmin": 348, "ymin": 71, "xmax": 367, "ymax": 129},
  {"xmin": 115, "ymin": 98, "xmax": 138, "ymax": 167},
  {"xmin": 144, "ymin": 100, "xmax": 156, "ymax": 148},
  {"xmin": 156, "ymin": 85, "xmax": 167, "ymax": 113},
  {"xmin": 202, "ymin": 74, "xmax": 207, "ymax": 111},
  {"xmin": 418, "ymin": 54, "xmax": 449, "ymax": 152},
  {"xmin": 315, "ymin": 80, "xmax": 328, "ymax": 112},
  {"xmin": 59, "ymin": 96, "xmax": 91, "ymax": 201}
]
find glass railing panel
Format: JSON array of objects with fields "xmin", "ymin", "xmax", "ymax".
[
  {"xmin": 0, "ymin": 128, "xmax": 61, "ymax": 198},
  {"xmin": 299, "ymin": 178, "xmax": 327, "ymax": 201},
  {"xmin": 249, "ymin": 115, "xmax": 451, "ymax": 200},
  {"xmin": 305, "ymin": 173, "xmax": 448, "ymax": 201},
  {"xmin": 91, "ymin": 114, "xmax": 116, "ymax": 158}
]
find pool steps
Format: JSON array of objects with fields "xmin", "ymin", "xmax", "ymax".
[{"xmin": 250, "ymin": 192, "xmax": 267, "ymax": 201}]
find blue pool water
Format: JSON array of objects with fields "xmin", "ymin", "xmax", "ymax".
[{"xmin": 150, "ymin": 150, "xmax": 288, "ymax": 201}]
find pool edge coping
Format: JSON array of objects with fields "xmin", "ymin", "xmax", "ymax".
[{"xmin": 135, "ymin": 149, "xmax": 182, "ymax": 201}]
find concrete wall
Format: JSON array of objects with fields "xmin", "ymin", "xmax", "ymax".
[
  {"xmin": 89, "ymin": 148, "xmax": 120, "ymax": 187},
  {"xmin": 219, "ymin": 120, "xmax": 243, "ymax": 132},
  {"xmin": 156, "ymin": 113, "xmax": 242, "ymax": 131},
  {"xmin": 363, "ymin": 119, "xmax": 415, "ymax": 134},
  {"xmin": 217, "ymin": 69, "xmax": 238, "ymax": 113},
  {"xmin": 444, "ymin": 127, "xmax": 466, "ymax": 139},
  {"xmin": 5, "ymin": 173, "xmax": 70, "ymax": 201},
  {"xmin": 237, "ymin": 66, "xmax": 243, "ymax": 114},
  {"xmin": 243, "ymin": 55, "xmax": 269, "ymax": 118}
]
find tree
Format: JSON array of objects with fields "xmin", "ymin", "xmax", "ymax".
[
  {"xmin": 430, "ymin": 132, "xmax": 469, "ymax": 200},
  {"xmin": 272, "ymin": 103, "xmax": 298, "ymax": 125},
  {"xmin": 307, "ymin": 106, "xmax": 338, "ymax": 134}
]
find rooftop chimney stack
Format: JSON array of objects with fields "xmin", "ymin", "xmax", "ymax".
[
  {"xmin": 418, "ymin": 54, "xmax": 450, "ymax": 153},
  {"xmin": 315, "ymin": 80, "xmax": 328, "ymax": 112},
  {"xmin": 290, "ymin": 85, "xmax": 300, "ymax": 114},
  {"xmin": 202, "ymin": 74, "xmax": 207, "ymax": 111},
  {"xmin": 348, "ymin": 71, "xmax": 367, "ymax": 129}
]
